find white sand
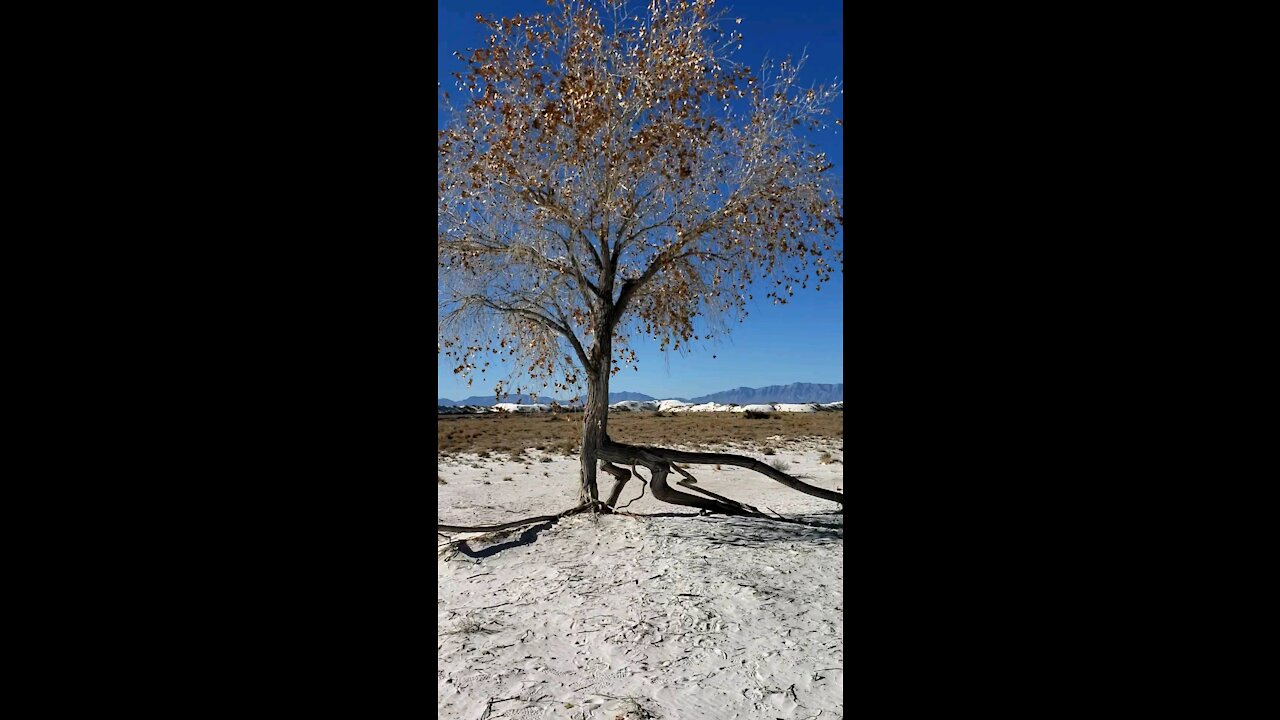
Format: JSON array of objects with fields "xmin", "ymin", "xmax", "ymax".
[
  {"xmin": 492, "ymin": 403, "xmax": 555, "ymax": 413},
  {"xmin": 438, "ymin": 438, "xmax": 843, "ymax": 719},
  {"xmin": 609, "ymin": 400, "xmax": 662, "ymax": 411}
]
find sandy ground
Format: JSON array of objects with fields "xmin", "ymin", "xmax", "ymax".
[{"xmin": 438, "ymin": 437, "xmax": 843, "ymax": 720}]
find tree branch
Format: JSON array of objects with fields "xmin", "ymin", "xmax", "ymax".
[
  {"xmin": 464, "ymin": 295, "xmax": 591, "ymax": 371},
  {"xmin": 550, "ymin": 306, "xmax": 592, "ymax": 371}
]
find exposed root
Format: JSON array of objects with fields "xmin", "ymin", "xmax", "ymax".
[
  {"xmin": 614, "ymin": 466, "xmax": 650, "ymax": 510},
  {"xmin": 668, "ymin": 463, "xmax": 697, "ymax": 484},
  {"xmin": 597, "ymin": 437, "xmax": 843, "ymax": 518},
  {"xmin": 601, "ymin": 461, "xmax": 632, "ymax": 507},
  {"xmin": 438, "ymin": 436, "xmax": 843, "ymax": 536},
  {"xmin": 676, "ymin": 478, "xmax": 763, "ymax": 515},
  {"xmin": 652, "ymin": 447, "xmax": 843, "ymax": 504},
  {"xmin": 437, "ymin": 501, "xmax": 610, "ymax": 534},
  {"xmin": 668, "ymin": 463, "xmax": 762, "ymax": 514}
]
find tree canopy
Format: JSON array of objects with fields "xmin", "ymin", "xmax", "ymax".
[{"xmin": 439, "ymin": 0, "xmax": 842, "ymax": 403}]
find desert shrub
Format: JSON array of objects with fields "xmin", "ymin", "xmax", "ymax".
[
  {"xmin": 763, "ymin": 446, "xmax": 777, "ymax": 455},
  {"xmin": 770, "ymin": 459, "xmax": 791, "ymax": 473},
  {"xmin": 744, "ymin": 410, "xmax": 774, "ymax": 419},
  {"xmin": 477, "ymin": 450, "xmax": 491, "ymax": 458},
  {"xmin": 438, "ymin": 475, "xmax": 447, "ymax": 485},
  {"xmin": 442, "ymin": 619, "xmax": 497, "ymax": 636},
  {"xmin": 540, "ymin": 456, "xmax": 553, "ymax": 463},
  {"xmin": 502, "ymin": 476, "xmax": 513, "ymax": 482},
  {"xmin": 819, "ymin": 451, "xmax": 833, "ymax": 464}
]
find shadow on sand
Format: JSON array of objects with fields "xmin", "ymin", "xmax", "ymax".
[
  {"xmin": 452, "ymin": 510, "xmax": 842, "ymax": 557},
  {"xmin": 454, "ymin": 520, "xmax": 558, "ymax": 558},
  {"xmin": 683, "ymin": 514, "xmax": 843, "ymax": 547}
]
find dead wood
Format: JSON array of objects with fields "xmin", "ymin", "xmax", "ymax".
[
  {"xmin": 437, "ymin": 434, "xmax": 842, "ymax": 536},
  {"xmin": 601, "ymin": 461, "xmax": 633, "ymax": 507},
  {"xmin": 437, "ymin": 501, "xmax": 609, "ymax": 533},
  {"xmin": 597, "ymin": 437, "xmax": 842, "ymax": 516}
]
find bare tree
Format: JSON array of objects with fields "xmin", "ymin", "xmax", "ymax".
[{"xmin": 439, "ymin": 0, "xmax": 842, "ymax": 523}]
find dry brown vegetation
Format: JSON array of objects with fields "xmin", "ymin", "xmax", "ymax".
[{"xmin": 437, "ymin": 411, "xmax": 843, "ymax": 456}]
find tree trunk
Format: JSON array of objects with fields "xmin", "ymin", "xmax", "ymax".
[
  {"xmin": 580, "ymin": 370, "xmax": 609, "ymax": 504},
  {"xmin": 579, "ymin": 330, "xmax": 612, "ymax": 505}
]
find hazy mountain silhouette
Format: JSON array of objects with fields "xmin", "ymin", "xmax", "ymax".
[
  {"xmin": 439, "ymin": 383, "xmax": 840, "ymax": 406},
  {"xmin": 607, "ymin": 391, "xmax": 659, "ymax": 402},
  {"xmin": 437, "ymin": 391, "xmax": 665, "ymax": 406},
  {"xmin": 686, "ymin": 383, "xmax": 842, "ymax": 405},
  {"xmin": 437, "ymin": 393, "xmax": 559, "ymax": 406}
]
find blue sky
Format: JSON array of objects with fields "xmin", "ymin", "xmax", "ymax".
[{"xmin": 438, "ymin": 0, "xmax": 844, "ymax": 401}]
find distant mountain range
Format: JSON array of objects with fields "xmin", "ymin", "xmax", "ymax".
[
  {"xmin": 437, "ymin": 393, "xmax": 563, "ymax": 406},
  {"xmin": 437, "ymin": 391, "xmax": 659, "ymax": 406},
  {"xmin": 687, "ymin": 383, "xmax": 843, "ymax": 405},
  {"xmin": 437, "ymin": 382, "xmax": 842, "ymax": 407}
]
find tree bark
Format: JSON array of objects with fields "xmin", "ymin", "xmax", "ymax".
[
  {"xmin": 579, "ymin": 330, "xmax": 612, "ymax": 505},
  {"xmin": 601, "ymin": 462, "xmax": 632, "ymax": 507},
  {"xmin": 598, "ymin": 438, "xmax": 843, "ymax": 513}
]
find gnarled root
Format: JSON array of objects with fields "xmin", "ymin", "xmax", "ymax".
[
  {"xmin": 598, "ymin": 437, "xmax": 843, "ymax": 520},
  {"xmin": 597, "ymin": 443, "xmax": 757, "ymax": 516},
  {"xmin": 438, "ymin": 501, "xmax": 611, "ymax": 534},
  {"xmin": 654, "ymin": 447, "xmax": 843, "ymax": 504},
  {"xmin": 601, "ymin": 461, "xmax": 632, "ymax": 507},
  {"xmin": 437, "ymin": 437, "xmax": 843, "ymax": 536}
]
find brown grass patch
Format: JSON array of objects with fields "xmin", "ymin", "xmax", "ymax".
[{"xmin": 436, "ymin": 411, "xmax": 843, "ymax": 455}]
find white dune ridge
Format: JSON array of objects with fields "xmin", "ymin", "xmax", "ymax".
[
  {"xmin": 491, "ymin": 403, "xmax": 553, "ymax": 413},
  {"xmin": 608, "ymin": 400, "xmax": 662, "ymax": 411},
  {"xmin": 659, "ymin": 401, "xmax": 842, "ymax": 413},
  {"xmin": 470, "ymin": 399, "xmax": 843, "ymax": 413}
]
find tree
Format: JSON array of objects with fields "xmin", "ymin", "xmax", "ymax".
[{"xmin": 438, "ymin": 0, "xmax": 842, "ymax": 524}]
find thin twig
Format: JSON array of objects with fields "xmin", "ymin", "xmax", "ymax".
[{"xmin": 615, "ymin": 467, "xmax": 649, "ymax": 510}]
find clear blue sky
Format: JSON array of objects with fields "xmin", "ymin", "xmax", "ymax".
[{"xmin": 438, "ymin": 0, "xmax": 844, "ymax": 401}]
